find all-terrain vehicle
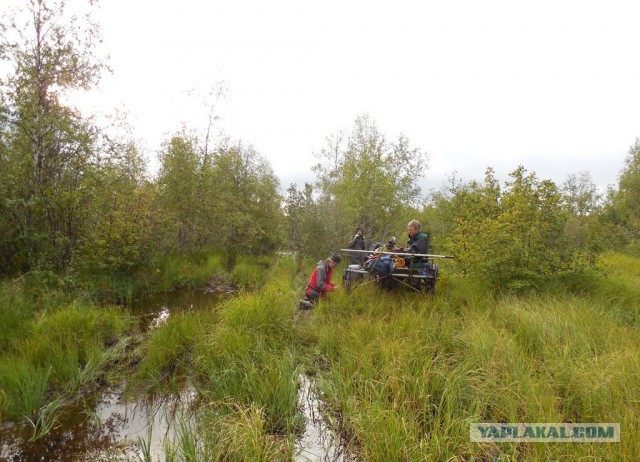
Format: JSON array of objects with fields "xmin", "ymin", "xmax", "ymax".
[{"xmin": 341, "ymin": 246, "xmax": 453, "ymax": 296}]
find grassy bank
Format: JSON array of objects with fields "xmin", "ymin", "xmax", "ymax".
[
  {"xmin": 69, "ymin": 250, "xmax": 273, "ymax": 304},
  {"xmin": 3, "ymin": 251, "xmax": 639, "ymax": 460},
  {"xmin": 0, "ymin": 281, "xmax": 134, "ymax": 425},
  {"xmin": 131, "ymin": 252, "xmax": 640, "ymax": 460},
  {"xmin": 130, "ymin": 254, "xmax": 301, "ymax": 460},
  {"xmin": 303, "ymin": 254, "xmax": 640, "ymax": 461},
  {"xmin": 0, "ymin": 251, "xmax": 272, "ymax": 443}
]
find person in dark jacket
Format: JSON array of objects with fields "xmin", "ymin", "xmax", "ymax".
[
  {"xmin": 347, "ymin": 227, "xmax": 366, "ymax": 265},
  {"xmin": 299, "ymin": 253, "xmax": 342, "ymax": 309},
  {"xmin": 402, "ymin": 220, "xmax": 430, "ymax": 265}
]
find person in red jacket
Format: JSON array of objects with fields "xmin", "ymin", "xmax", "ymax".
[{"xmin": 299, "ymin": 253, "xmax": 342, "ymax": 309}]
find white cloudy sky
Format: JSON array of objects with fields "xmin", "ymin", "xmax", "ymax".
[{"xmin": 54, "ymin": 0, "xmax": 640, "ymax": 192}]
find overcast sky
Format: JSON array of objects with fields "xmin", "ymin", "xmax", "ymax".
[{"xmin": 58, "ymin": 0, "xmax": 640, "ymax": 193}]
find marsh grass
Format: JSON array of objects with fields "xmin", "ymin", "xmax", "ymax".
[
  {"xmin": 160, "ymin": 403, "xmax": 292, "ymax": 462},
  {"xmin": 146, "ymin": 252, "xmax": 226, "ymax": 292},
  {"xmin": 129, "ymin": 255, "xmax": 288, "ymax": 393},
  {"xmin": 75, "ymin": 251, "xmax": 227, "ymax": 303},
  {"xmin": 136, "ymin": 423, "xmax": 154, "ymax": 462},
  {"xmin": 231, "ymin": 255, "xmax": 270, "ymax": 289},
  {"xmin": 126, "ymin": 255, "xmax": 300, "ymax": 458},
  {"xmin": 26, "ymin": 395, "xmax": 64, "ymax": 442},
  {"xmin": 4, "ymin": 251, "xmax": 639, "ymax": 460},
  {"xmin": 0, "ymin": 360, "xmax": 51, "ymax": 419},
  {"xmin": 0, "ymin": 253, "xmax": 294, "ymax": 455},
  {"xmin": 307, "ymin": 253, "xmax": 640, "ymax": 461},
  {"xmin": 131, "ymin": 310, "xmax": 208, "ymax": 393},
  {"xmin": 191, "ymin": 402, "xmax": 294, "ymax": 461},
  {"xmin": 0, "ymin": 293, "xmax": 134, "ymax": 427},
  {"xmin": 0, "ymin": 280, "xmax": 37, "ymax": 352}
]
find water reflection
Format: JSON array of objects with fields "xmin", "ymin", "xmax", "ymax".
[
  {"xmin": 148, "ymin": 307, "xmax": 171, "ymax": 330},
  {"xmin": 130, "ymin": 289, "xmax": 225, "ymax": 331},
  {"xmin": 0, "ymin": 387, "xmax": 196, "ymax": 462},
  {"xmin": 0, "ymin": 287, "xmax": 222, "ymax": 462},
  {"xmin": 295, "ymin": 375, "xmax": 352, "ymax": 462},
  {"xmin": 0, "ymin": 386, "xmax": 196, "ymax": 462}
]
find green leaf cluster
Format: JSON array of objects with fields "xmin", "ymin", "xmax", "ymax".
[
  {"xmin": 443, "ymin": 166, "xmax": 595, "ymax": 289},
  {"xmin": 156, "ymin": 133, "xmax": 283, "ymax": 260},
  {"xmin": 0, "ymin": 0, "xmax": 105, "ymax": 273},
  {"xmin": 284, "ymin": 115, "xmax": 428, "ymax": 257},
  {"xmin": 603, "ymin": 138, "xmax": 640, "ymax": 253},
  {"xmin": 0, "ymin": 1, "xmax": 284, "ymax": 281}
]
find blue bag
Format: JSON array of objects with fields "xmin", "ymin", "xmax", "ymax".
[{"xmin": 368, "ymin": 255, "xmax": 394, "ymax": 277}]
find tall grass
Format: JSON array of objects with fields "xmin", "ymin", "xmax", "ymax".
[
  {"xmin": 230, "ymin": 254, "xmax": 274, "ymax": 289},
  {"xmin": 0, "ymin": 360, "xmax": 51, "ymax": 419},
  {"xmin": 306, "ymin": 254, "xmax": 640, "ymax": 461},
  {"xmin": 5, "ymin": 250, "xmax": 638, "ymax": 460},
  {"xmin": 0, "ymin": 291, "xmax": 134, "ymax": 423},
  {"xmin": 128, "ymin": 255, "xmax": 300, "ymax": 459},
  {"xmin": 151, "ymin": 253, "xmax": 225, "ymax": 291},
  {"xmin": 0, "ymin": 279, "xmax": 38, "ymax": 387},
  {"xmin": 74, "ymin": 251, "xmax": 227, "ymax": 302},
  {"xmin": 130, "ymin": 310, "xmax": 212, "ymax": 393},
  {"xmin": 77, "ymin": 250, "xmax": 267, "ymax": 304}
]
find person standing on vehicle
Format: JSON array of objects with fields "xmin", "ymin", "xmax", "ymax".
[
  {"xmin": 347, "ymin": 227, "xmax": 366, "ymax": 265},
  {"xmin": 402, "ymin": 220, "xmax": 429, "ymax": 259},
  {"xmin": 299, "ymin": 253, "xmax": 341, "ymax": 309}
]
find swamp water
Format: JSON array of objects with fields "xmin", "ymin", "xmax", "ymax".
[
  {"xmin": 0, "ymin": 289, "xmax": 350, "ymax": 461},
  {"xmin": 0, "ymin": 289, "xmax": 216, "ymax": 462},
  {"xmin": 295, "ymin": 375, "xmax": 352, "ymax": 462}
]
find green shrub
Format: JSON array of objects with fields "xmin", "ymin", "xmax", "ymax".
[{"xmin": 441, "ymin": 167, "xmax": 597, "ymax": 290}]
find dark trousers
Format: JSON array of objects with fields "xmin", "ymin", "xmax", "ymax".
[{"xmin": 304, "ymin": 288, "xmax": 320, "ymax": 303}]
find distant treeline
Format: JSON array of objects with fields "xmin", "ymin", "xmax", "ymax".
[{"xmin": 1, "ymin": 0, "xmax": 639, "ymax": 291}]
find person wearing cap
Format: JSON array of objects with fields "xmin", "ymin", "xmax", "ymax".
[
  {"xmin": 347, "ymin": 227, "xmax": 366, "ymax": 265},
  {"xmin": 299, "ymin": 253, "xmax": 342, "ymax": 309}
]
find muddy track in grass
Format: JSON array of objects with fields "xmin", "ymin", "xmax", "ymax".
[{"xmin": 0, "ymin": 285, "xmax": 229, "ymax": 462}]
